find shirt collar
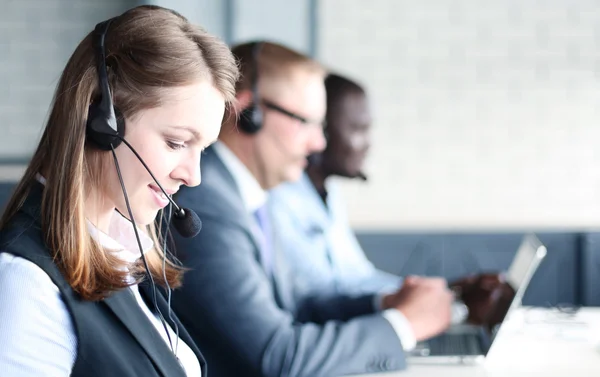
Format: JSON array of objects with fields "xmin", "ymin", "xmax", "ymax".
[
  {"xmin": 212, "ymin": 141, "xmax": 267, "ymax": 213},
  {"xmin": 297, "ymin": 171, "xmax": 335, "ymax": 209},
  {"xmin": 35, "ymin": 173, "xmax": 154, "ymax": 265},
  {"xmin": 87, "ymin": 212, "xmax": 154, "ymax": 264}
]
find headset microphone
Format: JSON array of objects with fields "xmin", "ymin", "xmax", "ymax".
[
  {"xmin": 357, "ymin": 171, "xmax": 368, "ymax": 181},
  {"xmin": 308, "ymin": 153, "xmax": 368, "ymax": 182},
  {"xmin": 307, "ymin": 153, "xmax": 321, "ymax": 167},
  {"xmin": 116, "ymin": 137, "xmax": 202, "ymax": 239},
  {"xmin": 171, "ymin": 207, "xmax": 202, "ymax": 239}
]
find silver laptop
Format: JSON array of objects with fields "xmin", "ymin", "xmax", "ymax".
[{"xmin": 407, "ymin": 233, "xmax": 548, "ymax": 365}]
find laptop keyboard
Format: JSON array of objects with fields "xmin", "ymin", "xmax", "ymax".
[{"xmin": 424, "ymin": 333, "xmax": 483, "ymax": 356}]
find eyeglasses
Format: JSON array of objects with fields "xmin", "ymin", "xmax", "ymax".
[{"xmin": 262, "ymin": 99, "xmax": 326, "ymax": 129}]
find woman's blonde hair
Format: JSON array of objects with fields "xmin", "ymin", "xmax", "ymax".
[{"xmin": 0, "ymin": 5, "xmax": 239, "ymax": 300}]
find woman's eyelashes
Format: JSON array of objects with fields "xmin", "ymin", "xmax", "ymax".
[{"xmin": 166, "ymin": 139, "xmax": 186, "ymax": 150}]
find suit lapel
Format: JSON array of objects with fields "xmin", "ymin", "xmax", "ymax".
[
  {"xmin": 245, "ymin": 211, "xmax": 273, "ymax": 272},
  {"xmin": 265, "ymin": 201, "xmax": 296, "ymax": 310},
  {"xmin": 206, "ymin": 146, "xmax": 294, "ymax": 309},
  {"xmin": 103, "ymin": 288, "xmax": 187, "ymax": 377},
  {"xmin": 205, "ymin": 146, "xmax": 276, "ymax": 273}
]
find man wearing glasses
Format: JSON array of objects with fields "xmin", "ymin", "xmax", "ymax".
[{"xmin": 170, "ymin": 41, "xmax": 453, "ymax": 377}]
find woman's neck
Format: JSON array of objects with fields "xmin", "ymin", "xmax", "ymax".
[{"xmin": 85, "ymin": 189, "xmax": 115, "ymax": 234}]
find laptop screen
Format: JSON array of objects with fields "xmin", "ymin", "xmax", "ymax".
[
  {"xmin": 485, "ymin": 234, "xmax": 547, "ymax": 339},
  {"xmin": 506, "ymin": 234, "xmax": 547, "ymax": 294}
]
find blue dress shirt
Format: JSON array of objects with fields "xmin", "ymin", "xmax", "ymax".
[{"xmin": 270, "ymin": 172, "xmax": 403, "ymax": 297}]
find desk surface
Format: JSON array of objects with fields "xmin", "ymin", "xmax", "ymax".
[{"xmin": 356, "ymin": 307, "xmax": 600, "ymax": 377}]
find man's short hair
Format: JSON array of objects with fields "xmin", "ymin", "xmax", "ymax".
[{"xmin": 231, "ymin": 41, "xmax": 326, "ymax": 93}]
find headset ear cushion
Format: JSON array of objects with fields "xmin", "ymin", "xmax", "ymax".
[
  {"xmin": 85, "ymin": 103, "xmax": 125, "ymax": 150},
  {"xmin": 239, "ymin": 105, "xmax": 261, "ymax": 134}
]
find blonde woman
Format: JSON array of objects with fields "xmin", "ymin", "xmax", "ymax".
[{"xmin": 0, "ymin": 5, "xmax": 238, "ymax": 377}]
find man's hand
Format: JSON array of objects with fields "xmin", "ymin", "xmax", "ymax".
[
  {"xmin": 449, "ymin": 273, "xmax": 515, "ymax": 327},
  {"xmin": 383, "ymin": 276, "xmax": 453, "ymax": 342}
]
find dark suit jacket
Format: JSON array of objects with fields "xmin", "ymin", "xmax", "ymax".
[{"xmin": 170, "ymin": 145, "xmax": 406, "ymax": 377}]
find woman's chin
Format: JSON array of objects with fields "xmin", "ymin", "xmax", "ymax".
[
  {"xmin": 140, "ymin": 210, "xmax": 161, "ymax": 227},
  {"xmin": 128, "ymin": 208, "xmax": 160, "ymax": 228},
  {"xmin": 115, "ymin": 201, "xmax": 162, "ymax": 227}
]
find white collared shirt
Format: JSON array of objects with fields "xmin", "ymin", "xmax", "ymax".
[
  {"xmin": 0, "ymin": 180, "xmax": 201, "ymax": 376},
  {"xmin": 213, "ymin": 142, "xmax": 416, "ymax": 351},
  {"xmin": 212, "ymin": 141, "xmax": 267, "ymax": 214}
]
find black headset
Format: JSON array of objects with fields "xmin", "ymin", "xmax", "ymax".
[
  {"xmin": 84, "ymin": 17, "xmax": 182, "ymax": 357},
  {"xmin": 238, "ymin": 41, "xmax": 265, "ymax": 134},
  {"xmin": 86, "ymin": 18, "xmax": 125, "ymax": 150}
]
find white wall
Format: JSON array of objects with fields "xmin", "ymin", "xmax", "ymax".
[
  {"xmin": 146, "ymin": 0, "xmax": 228, "ymax": 40},
  {"xmin": 148, "ymin": 0, "xmax": 314, "ymax": 53},
  {"xmin": 0, "ymin": 0, "xmax": 139, "ymax": 162},
  {"xmin": 231, "ymin": 0, "xmax": 312, "ymax": 53},
  {"xmin": 318, "ymin": 0, "xmax": 600, "ymax": 231}
]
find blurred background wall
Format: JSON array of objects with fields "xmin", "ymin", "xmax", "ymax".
[
  {"xmin": 319, "ymin": 0, "xmax": 600, "ymax": 231},
  {"xmin": 3, "ymin": 0, "xmax": 600, "ymax": 230}
]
